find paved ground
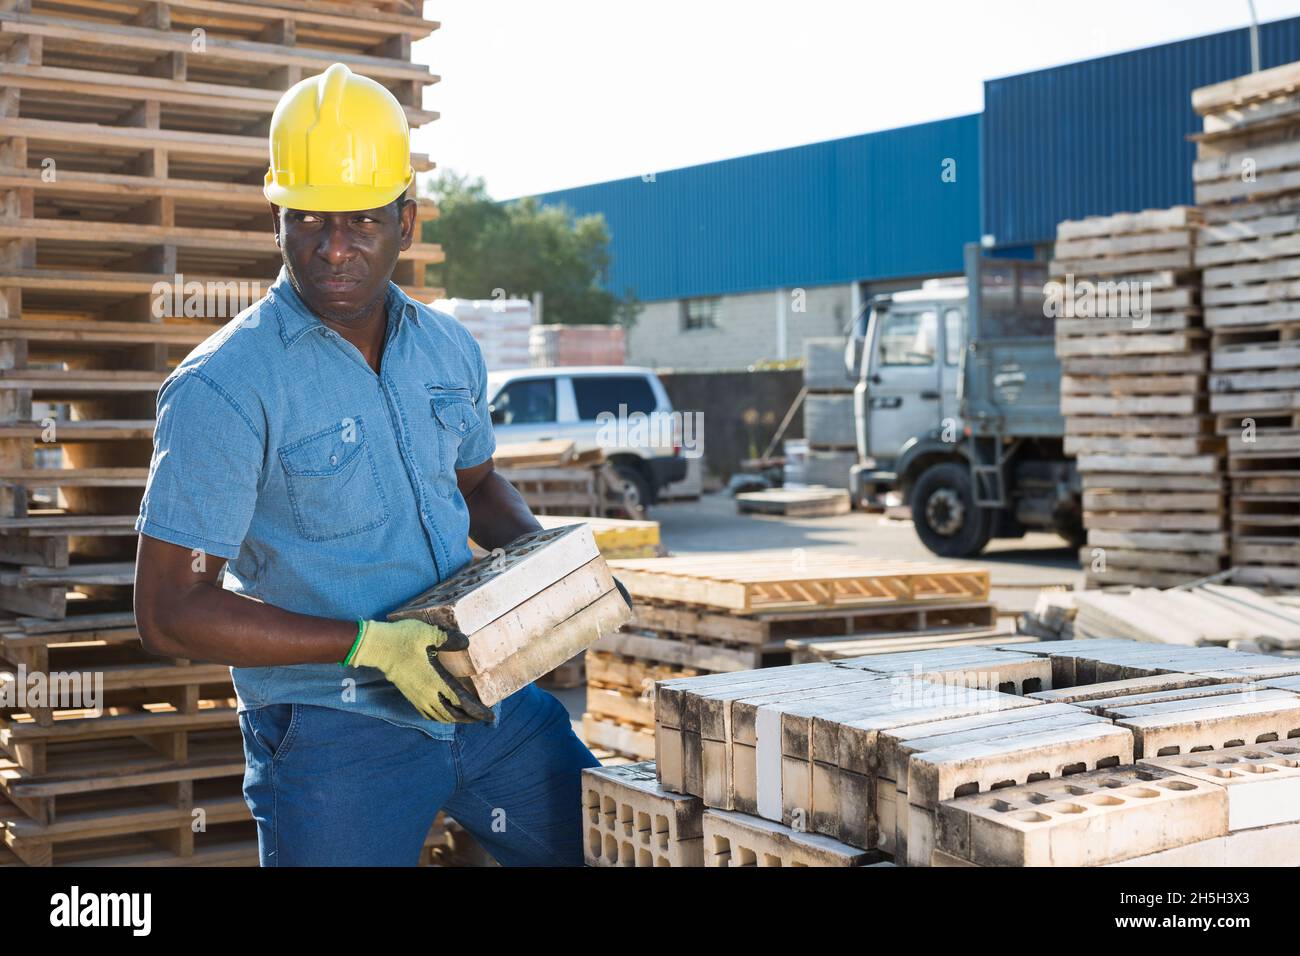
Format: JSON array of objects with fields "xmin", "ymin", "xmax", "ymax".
[
  {"xmin": 653, "ymin": 492, "xmax": 1082, "ymax": 588},
  {"xmin": 556, "ymin": 491, "xmax": 1083, "ymax": 728}
]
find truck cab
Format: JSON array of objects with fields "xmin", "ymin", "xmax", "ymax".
[{"xmin": 847, "ymin": 246, "xmax": 1081, "ymax": 557}]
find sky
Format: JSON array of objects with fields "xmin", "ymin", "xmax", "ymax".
[{"xmin": 413, "ymin": 0, "xmax": 1300, "ymax": 200}]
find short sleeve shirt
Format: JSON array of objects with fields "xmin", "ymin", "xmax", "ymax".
[{"xmin": 136, "ymin": 267, "xmax": 500, "ymax": 737}]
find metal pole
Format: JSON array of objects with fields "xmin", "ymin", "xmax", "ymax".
[{"xmin": 1248, "ymin": 0, "xmax": 1261, "ymax": 73}]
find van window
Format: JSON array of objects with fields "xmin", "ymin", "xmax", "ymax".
[
  {"xmin": 490, "ymin": 378, "xmax": 556, "ymax": 425},
  {"xmin": 879, "ymin": 310, "xmax": 937, "ymax": 366},
  {"xmin": 572, "ymin": 375, "xmax": 657, "ymax": 420}
]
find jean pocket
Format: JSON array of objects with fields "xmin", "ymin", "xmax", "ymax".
[
  {"xmin": 427, "ymin": 386, "xmax": 480, "ymax": 497},
  {"xmin": 244, "ymin": 703, "xmax": 301, "ymax": 765},
  {"xmin": 279, "ymin": 417, "xmax": 390, "ymax": 540}
]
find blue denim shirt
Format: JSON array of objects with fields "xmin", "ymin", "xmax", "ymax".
[{"xmin": 136, "ymin": 266, "xmax": 500, "ymax": 738}]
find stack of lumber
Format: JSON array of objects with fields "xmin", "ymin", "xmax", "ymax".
[
  {"xmin": 584, "ymin": 639, "xmax": 1300, "ymax": 866},
  {"xmin": 493, "ymin": 440, "xmax": 635, "ymax": 517},
  {"xmin": 800, "ymin": 338, "xmax": 856, "ymax": 491},
  {"xmin": 1192, "ymin": 62, "xmax": 1300, "ymax": 589},
  {"xmin": 0, "ymin": 0, "xmax": 440, "ymax": 866},
  {"xmin": 1051, "ymin": 207, "xmax": 1226, "ymax": 588},
  {"xmin": 390, "ymin": 524, "xmax": 632, "ymax": 707},
  {"xmin": 578, "ymin": 554, "xmax": 997, "ymax": 760},
  {"xmin": 1071, "ymin": 582, "xmax": 1300, "ymax": 652}
]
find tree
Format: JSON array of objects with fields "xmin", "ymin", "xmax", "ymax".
[{"xmin": 422, "ymin": 171, "xmax": 637, "ymax": 326}]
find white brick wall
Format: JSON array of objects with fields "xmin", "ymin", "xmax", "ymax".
[{"xmin": 627, "ymin": 284, "xmax": 851, "ymax": 370}]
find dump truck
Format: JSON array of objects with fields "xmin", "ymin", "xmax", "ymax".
[{"xmin": 846, "ymin": 244, "xmax": 1082, "ymax": 557}]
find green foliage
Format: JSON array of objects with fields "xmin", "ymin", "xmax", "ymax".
[{"xmin": 422, "ymin": 171, "xmax": 639, "ymax": 326}]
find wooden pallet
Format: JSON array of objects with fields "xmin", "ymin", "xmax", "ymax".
[
  {"xmin": 0, "ymin": 0, "xmax": 441, "ymax": 865},
  {"xmin": 735, "ymin": 486, "xmax": 851, "ymax": 517},
  {"xmin": 608, "ymin": 555, "xmax": 989, "ymax": 613}
]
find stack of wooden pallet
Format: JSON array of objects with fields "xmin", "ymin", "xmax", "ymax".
[
  {"xmin": 586, "ymin": 638, "xmax": 1300, "ymax": 866},
  {"xmin": 493, "ymin": 440, "xmax": 635, "ymax": 518},
  {"xmin": 1192, "ymin": 63, "xmax": 1300, "ymax": 589},
  {"xmin": 0, "ymin": 0, "xmax": 440, "ymax": 866},
  {"xmin": 1052, "ymin": 207, "xmax": 1227, "ymax": 588},
  {"xmin": 579, "ymin": 554, "xmax": 998, "ymax": 760},
  {"xmin": 800, "ymin": 338, "xmax": 856, "ymax": 491}
]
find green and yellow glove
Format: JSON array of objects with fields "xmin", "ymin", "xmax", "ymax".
[{"xmin": 344, "ymin": 619, "xmax": 494, "ymax": 724}]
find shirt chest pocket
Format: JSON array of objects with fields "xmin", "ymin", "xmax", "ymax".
[
  {"xmin": 426, "ymin": 385, "xmax": 481, "ymax": 498},
  {"xmin": 278, "ymin": 417, "xmax": 390, "ymax": 541}
]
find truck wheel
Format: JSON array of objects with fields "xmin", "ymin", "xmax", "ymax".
[{"xmin": 911, "ymin": 463, "xmax": 993, "ymax": 558}]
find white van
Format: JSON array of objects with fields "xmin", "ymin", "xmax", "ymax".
[{"xmin": 486, "ymin": 366, "xmax": 687, "ymax": 508}]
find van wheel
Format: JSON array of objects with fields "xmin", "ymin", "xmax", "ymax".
[
  {"xmin": 612, "ymin": 465, "xmax": 651, "ymax": 517},
  {"xmin": 911, "ymin": 463, "xmax": 992, "ymax": 557}
]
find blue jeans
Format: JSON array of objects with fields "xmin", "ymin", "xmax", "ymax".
[{"xmin": 237, "ymin": 683, "xmax": 598, "ymax": 866}]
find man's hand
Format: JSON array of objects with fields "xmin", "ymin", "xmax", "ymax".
[{"xmin": 347, "ymin": 619, "xmax": 494, "ymax": 723}]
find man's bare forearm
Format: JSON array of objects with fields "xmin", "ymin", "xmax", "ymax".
[
  {"xmin": 138, "ymin": 576, "xmax": 357, "ymax": 667},
  {"xmin": 465, "ymin": 469, "xmax": 542, "ymax": 550}
]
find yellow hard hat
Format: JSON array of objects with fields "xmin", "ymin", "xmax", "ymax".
[{"xmin": 264, "ymin": 62, "xmax": 414, "ymax": 212}]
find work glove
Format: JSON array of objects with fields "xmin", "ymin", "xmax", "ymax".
[
  {"xmin": 346, "ymin": 619, "xmax": 494, "ymax": 724},
  {"xmin": 614, "ymin": 577, "xmax": 634, "ymax": 610}
]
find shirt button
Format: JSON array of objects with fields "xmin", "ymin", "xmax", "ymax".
[
  {"xmin": 460, "ymin": 422, "xmax": 467, "ymax": 431},
  {"xmin": 329, "ymin": 455, "xmax": 338, "ymax": 465}
]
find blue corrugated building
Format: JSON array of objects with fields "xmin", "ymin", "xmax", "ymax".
[{"xmin": 516, "ymin": 16, "xmax": 1300, "ymax": 370}]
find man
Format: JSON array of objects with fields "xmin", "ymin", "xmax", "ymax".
[{"xmin": 134, "ymin": 62, "xmax": 609, "ymax": 866}]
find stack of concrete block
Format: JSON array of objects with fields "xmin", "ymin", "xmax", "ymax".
[
  {"xmin": 937, "ymin": 738, "xmax": 1300, "ymax": 867},
  {"xmin": 577, "ymin": 637, "xmax": 1300, "ymax": 866},
  {"xmin": 800, "ymin": 338, "xmax": 856, "ymax": 491},
  {"xmin": 581, "ymin": 554, "xmax": 995, "ymax": 760},
  {"xmin": 581, "ymin": 761, "xmax": 702, "ymax": 867},
  {"xmin": 1192, "ymin": 62, "xmax": 1300, "ymax": 588},
  {"xmin": 1051, "ymin": 208, "xmax": 1226, "ymax": 588}
]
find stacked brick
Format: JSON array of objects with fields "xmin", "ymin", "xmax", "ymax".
[
  {"xmin": 1051, "ymin": 208, "xmax": 1227, "ymax": 588},
  {"xmin": 580, "ymin": 554, "xmax": 996, "ymax": 761},
  {"xmin": 0, "ymin": 0, "xmax": 442, "ymax": 865},
  {"xmin": 586, "ymin": 638, "xmax": 1300, "ymax": 866},
  {"xmin": 1192, "ymin": 62, "xmax": 1300, "ymax": 589}
]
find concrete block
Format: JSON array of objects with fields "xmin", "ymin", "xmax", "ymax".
[
  {"xmin": 703, "ymin": 808, "xmax": 879, "ymax": 867},
  {"xmin": 935, "ymin": 765, "xmax": 1227, "ymax": 866},
  {"xmin": 390, "ymin": 524, "xmax": 630, "ymax": 705},
  {"xmin": 583, "ymin": 761, "xmax": 704, "ymax": 867},
  {"xmin": 1078, "ymin": 682, "xmax": 1257, "ymax": 715},
  {"xmin": 1105, "ymin": 837, "xmax": 1227, "ymax": 866},
  {"xmin": 1222, "ymin": 819, "xmax": 1300, "ymax": 865},
  {"xmin": 835, "ymin": 646, "xmax": 1052, "ymax": 694},
  {"xmin": 906, "ymin": 722, "xmax": 1136, "ymax": 814},
  {"xmin": 1142, "ymin": 740, "xmax": 1300, "ymax": 830},
  {"xmin": 816, "ymin": 686, "xmax": 1040, "ymax": 848},
  {"xmin": 1027, "ymin": 673, "xmax": 1225, "ymax": 705},
  {"xmin": 1111, "ymin": 691, "xmax": 1300, "ymax": 758}
]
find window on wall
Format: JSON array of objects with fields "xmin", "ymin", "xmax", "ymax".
[{"xmin": 681, "ymin": 297, "xmax": 720, "ymax": 332}]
